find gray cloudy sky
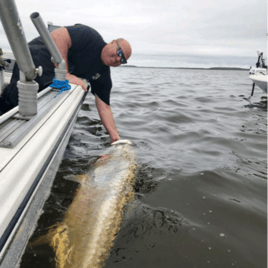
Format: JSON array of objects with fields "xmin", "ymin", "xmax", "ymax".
[{"xmin": 0, "ymin": 0, "xmax": 266, "ymax": 67}]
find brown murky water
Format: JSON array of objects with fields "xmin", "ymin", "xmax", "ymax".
[{"xmin": 20, "ymin": 67, "xmax": 267, "ymax": 268}]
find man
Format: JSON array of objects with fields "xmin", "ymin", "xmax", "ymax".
[{"xmin": 0, "ymin": 24, "xmax": 132, "ymax": 144}]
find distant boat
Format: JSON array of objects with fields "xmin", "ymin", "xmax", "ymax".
[{"xmin": 249, "ymin": 51, "xmax": 267, "ymax": 94}]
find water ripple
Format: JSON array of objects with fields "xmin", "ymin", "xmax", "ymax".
[{"xmin": 20, "ymin": 68, "xmax": 267, "ymax": 268}]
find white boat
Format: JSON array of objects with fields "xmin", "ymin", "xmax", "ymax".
[
  {"xmin": 249, "ymin": 52, "xmax": 267, "ymax": 94},
  {"xmin": 0, "ymin": 2, "xmax": 87, "ymax": 267}
]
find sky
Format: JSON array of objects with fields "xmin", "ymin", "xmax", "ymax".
[{"xmin": 0, "ymin": 0, "xmax": 267, "ymax": 68}]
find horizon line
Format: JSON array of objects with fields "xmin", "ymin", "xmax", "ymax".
[{"xmin": 120, "ymin": 65, "xmax": 250, "ymax": 71}]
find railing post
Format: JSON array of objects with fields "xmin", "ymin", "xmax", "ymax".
[
  {"xmin": 30, "ymin": 12, "xmax": 66, "ymax": 81},
  {"xmin": 0, "ymin": 0, "xmax": 42, "ymax": 116}
]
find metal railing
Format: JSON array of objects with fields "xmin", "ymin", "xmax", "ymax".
[{"xmin": 0, "ymin": 0, "xmax": 42, "ymax": 116}]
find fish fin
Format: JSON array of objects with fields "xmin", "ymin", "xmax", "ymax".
[
  {"xmin": 76, "ymin": 174, "xmax": 88, "ymax": 182},
  {"xmin": 49, "ymin": 224, "xmax": 72, "ymax": 266},
  {"xmin": 28, "ymin": 225, "xmax": 58, "ymax": 247},
  {"xmin": 63, "ymin": 174, "xmax": 88, "ymax": 183},
  {"xmin": 29, "ymin": 224, "xmax": 72, "ymax": 267}
]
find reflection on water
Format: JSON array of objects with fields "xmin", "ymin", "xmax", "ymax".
[
  {"xmin": 20, "ymin": 68, "xmax": 267, "ymax": 268},
  {"xmin": 244, "ymin": 100, "xmax": 267, "ymax": 110}
]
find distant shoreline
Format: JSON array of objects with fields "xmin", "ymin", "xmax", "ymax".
[
  {"xmin": 120, "ymin": 65, "xmax": 249, "ymax": 71},
  {"xmin": 3, "ymin": 52, "xmax": 249, "ymax": 71}
]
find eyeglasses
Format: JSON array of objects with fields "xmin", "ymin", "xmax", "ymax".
[{"xmin": 116, "ymin": 41, "xmax": 127, "ymax": 64}]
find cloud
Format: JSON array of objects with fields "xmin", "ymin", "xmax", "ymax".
[{"xmin": 0, "ymin": 0, "xmax": 266, "ymax": 66}]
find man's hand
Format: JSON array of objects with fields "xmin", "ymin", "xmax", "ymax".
[
  {"xmin": 110, "ymin": 136, "xmax": 121, "ymax": 144},
  {"xmin": 95, "ymin": 95, "xmax": 120, "ymax": 143},
  {"xmin": 66, "ymin": 73, "xmax": 87, "ymax": 91}
]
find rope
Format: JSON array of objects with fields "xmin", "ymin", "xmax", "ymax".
[{"xmin": 50, "ymin": 78, "xmax": 71, "ymax": 97}]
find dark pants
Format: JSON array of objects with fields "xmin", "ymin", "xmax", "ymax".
[{"xmin": 0, "ymin": 39, "xmax": 55, "ymax": 115}]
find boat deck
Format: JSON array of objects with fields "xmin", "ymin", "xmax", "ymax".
[{"xmin": 0, "ymin": 88, "xmax": 70, "ymax": 148}]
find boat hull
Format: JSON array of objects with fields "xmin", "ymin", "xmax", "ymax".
[
  {"xmin": 0, "ymin": 83, "xmax": 86, "ymax": 266},
  {"xmin": 249, "ymin": 74, "xmax": 267, "ymax": 93}
]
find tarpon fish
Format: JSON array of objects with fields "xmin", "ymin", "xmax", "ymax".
[{"xmin": 28, "ymin": 140, "xmax": 136, "ymax": 268}]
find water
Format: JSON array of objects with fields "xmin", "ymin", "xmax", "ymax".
[{"xmin": 20, "ymin": 67, "xmax": 267, "ymax": 268}]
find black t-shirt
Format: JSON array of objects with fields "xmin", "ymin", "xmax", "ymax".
[
  {"xmin": 29, "ymin": 24, "xmax": 112, "ymax": 105},
  {"xmin": 65, "ymin": 24, "xmax": 112, "ymax": 105}
]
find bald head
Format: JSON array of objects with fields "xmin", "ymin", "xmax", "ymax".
[
  {"xmin": 101, "ymin": 38, "xmax": 132, "ymax": 67},
  {"xmin": 116, "ymin": 38, "xmax": 132, "ymax": 59}
]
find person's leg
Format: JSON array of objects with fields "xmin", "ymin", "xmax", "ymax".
[
  {"xmin": 0, "ymin": 62, "xmax": 20, "ymax": 114},
  {"xmin": 0, "ymin": 45, "xmax": 55, "ymax": 115}
]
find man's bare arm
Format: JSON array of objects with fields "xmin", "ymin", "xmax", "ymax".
[
  {"xmin": 95, "ymin": 95, "xmax": 120, "ymax": 143},
  {"xmin": 51, "ymin": 28, "xmax": 87, "ymax": 91}
]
